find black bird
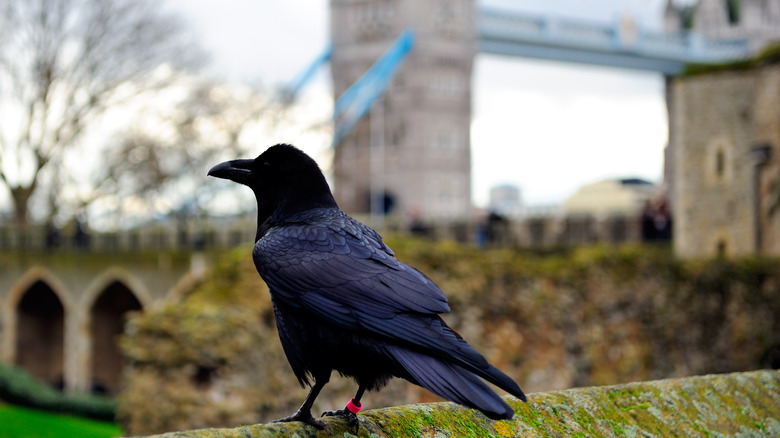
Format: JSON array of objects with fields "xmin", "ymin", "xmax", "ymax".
[{"xmin": 208, "ymin": 144, "xmax": 526, "ymax": 430}]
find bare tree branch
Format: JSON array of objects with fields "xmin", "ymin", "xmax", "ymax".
[
  {"xmin": 0, "ymin": 0, "xmax": 204, "ymax": 225},
  {"xmin": 84, "ymin": 80, "xmax": 284, "ymax": 226}
]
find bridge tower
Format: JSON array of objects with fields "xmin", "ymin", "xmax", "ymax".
[{"xmin": 330, "ymin": 0, "xmax": 476, "ymax": 224}]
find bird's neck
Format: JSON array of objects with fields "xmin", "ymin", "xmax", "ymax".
[
  {"xmin": 255, "ymin": 207, "xmax": 274, "ymax": 242},
  {"xmin": 254, "ymin": 189, "xmax": 338, "ymax": 242}
]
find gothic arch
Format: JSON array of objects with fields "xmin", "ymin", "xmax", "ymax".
[
  {"xmin": 3, "ymin": 267, "xmax": 72, "ymax": 388},
  {"xmin": 82, "ymin": 267, "xmax": 153, "ymax": 311},
  {"xmin": 5, "ymin": 266, "xmax": 73, "ymax": 314}
]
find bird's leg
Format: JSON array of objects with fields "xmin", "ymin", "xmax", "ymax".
[
  {"xmin": 321, "ymin": 384, "xmax": 367, "ymax": 432},
  {"xmin": 272, "ymin": 376, "xmax": 329, "ymax": 430}
]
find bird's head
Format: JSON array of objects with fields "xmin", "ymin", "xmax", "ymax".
[{"xmin": 208, "ymin": 144, "xmax": 337, "ymax": 229}]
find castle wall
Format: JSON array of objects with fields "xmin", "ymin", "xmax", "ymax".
[
  {"xmin": 671, "ymin": 61, "xmax": 780, "ymax": 258},
  {"xmin": 754, "ymin": 65, "xmax": 780, "ymax": 255}
]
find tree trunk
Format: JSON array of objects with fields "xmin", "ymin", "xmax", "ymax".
[{"xmin": 10, "ymin": 185, "xmax": 34, "ymax": 226}]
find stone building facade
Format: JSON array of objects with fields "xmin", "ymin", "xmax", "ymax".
[
  {"xmin": 670, "ymin": 57, "xmax": 780, "ymax": 258},
  {"xmin": 329, "ymin": 0, "xmax": 476, "ymax": 223}
]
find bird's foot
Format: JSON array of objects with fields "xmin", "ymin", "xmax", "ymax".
[
  {"xmin": 271, "ymin": 409, "xmax": 326, "ymax": 430},
  {"xmin": 322, "ymin": 407, "xmax": 359, "ymax": 433}
]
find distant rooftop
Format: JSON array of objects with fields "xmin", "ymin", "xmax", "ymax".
[{"xmin": 564, "ymin": 178, "xmax": 658, "ymax": 216}]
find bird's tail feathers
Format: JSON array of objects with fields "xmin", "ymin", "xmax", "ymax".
[
  {"xmin": 434, "ymin": 323, "xmax": 527, "ymax": 402},
  {"xmin": 460, "ymin": 356, "xmax": 527, "ymax": 403},
  {"xmin": 387, "ymin": 346, "xmax": 517, "ymax": 420}
]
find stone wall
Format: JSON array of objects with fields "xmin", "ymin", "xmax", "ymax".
[{"xmin": 130, "ymin": 369, "xmax": 780, "ymax": 438}]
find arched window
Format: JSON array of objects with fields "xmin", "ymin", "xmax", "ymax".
[
  {"xmin": 89, "ymin": 281, "xmax": 142, "ymax": 395},
  {"xmin": 716, "ymin": 148, "xmax": 725, "ymax": 177}
]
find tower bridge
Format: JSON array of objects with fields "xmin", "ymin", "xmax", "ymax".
[{"xmin": 325, "ymin": 0, "xmax": 763, "ymax": 224}]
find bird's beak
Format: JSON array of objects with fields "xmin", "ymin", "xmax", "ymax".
[{"xmin": 207, "ymin": 159, "xmax": 255, "ymax": 184}]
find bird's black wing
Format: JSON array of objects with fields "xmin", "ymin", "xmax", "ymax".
[
  {"xmin": 253, "ymin": 209, "xmax": 450, "ymax": 329},
  {"xmin": 252, "ymin": 210, "xmax": 525, "ymax": 401}
]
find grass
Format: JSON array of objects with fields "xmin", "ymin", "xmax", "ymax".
[{"xmin": 0, "ymin": 403, "xmax": 122, "ymax": 438}]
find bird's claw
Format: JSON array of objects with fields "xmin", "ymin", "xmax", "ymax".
[
  {"xmin": 272, "ymin": 409, "xmax": 327, "ymax": 430},
  {"xmin": 322, "ymin": 408, "xmax": 359, "ymax": 432}
]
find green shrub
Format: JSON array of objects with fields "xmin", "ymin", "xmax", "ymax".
[{"xmin": 0, "ymin": 362, "xmax": 116, "ymax": 421}]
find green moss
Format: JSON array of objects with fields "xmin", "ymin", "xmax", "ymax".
[{"xmin": 619, "ymin": 403, "xmax": 649, "ymax": 412}]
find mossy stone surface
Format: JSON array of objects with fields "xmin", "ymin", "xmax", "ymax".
[{"xmin": 130, "ymin": 369, "xmax": 780, "ymax": 437}]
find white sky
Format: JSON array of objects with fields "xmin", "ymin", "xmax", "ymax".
[{"xmin": 167, "ymin": 0, "xmax": 671, "ymax": 207}]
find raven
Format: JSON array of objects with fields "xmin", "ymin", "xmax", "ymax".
[{"xmin": 208, "ymin": 144, "xmax": 526, "ymax": 430}]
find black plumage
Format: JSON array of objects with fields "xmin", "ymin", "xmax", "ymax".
[{"xmin": 208, "ymin": 144, "xmax": 526, "ymax": 429}]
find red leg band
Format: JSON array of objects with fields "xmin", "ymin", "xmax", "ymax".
[{"xmin": 346, "ymin": 398, "xmax": 362, "ymax": 414}]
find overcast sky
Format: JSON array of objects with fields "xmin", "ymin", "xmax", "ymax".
[{"xmin": 166, "ymin": 0, "xmax": 673, "ymax": 207}]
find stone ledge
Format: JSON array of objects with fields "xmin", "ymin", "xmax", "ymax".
[{"xmin": 132, "ymin": 369, "xmax": 780, "ymax": 437}]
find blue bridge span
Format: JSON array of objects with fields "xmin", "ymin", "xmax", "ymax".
[{"xmin": 477, "ymin": 7, "xmax": 749, "ymax": 75}]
